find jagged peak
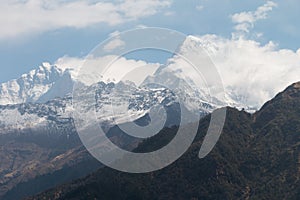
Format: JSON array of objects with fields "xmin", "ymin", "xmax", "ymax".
[
  {"xmin": 38, "ymin": 63, "xmax": 62, "ymax": 73},
  {"xmin": 0, "ymin": 62, "xmax": 73, "ymax": 105},
  {"xmin": 41, "ymin": 62, "xmax": 51, "ymax": 69}
]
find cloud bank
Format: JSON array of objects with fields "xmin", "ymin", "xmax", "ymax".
[
  {"xmin": 0, "ymin": 0, "xmax": 171, "ymax": 39},
  {"xmin": 55, "ymin": 54, "xmax": 160, "ymax": 86},
  {"xmin": 195, "ymin": 34, "xmax": 300, "ymax": 108}
]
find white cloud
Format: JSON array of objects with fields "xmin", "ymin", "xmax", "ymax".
[
  {"xmin": 55, "ymin": 55, "xmax": 160, "ymax": 86},
  {"xmin": 103, "ymin": 37, "xmax": 126, "ymax": 52},
  {"xmin": 231, "ymin": 1, "xmax": 277, "ymax": 36},
  {"xmin": 196, "ymin": 5, "xmax": 204, "ymax": 11},
  {"xmin": 0, "ymin": 0, "xmax": 172, "ymax": 39},
  {"xmin": 55, "ymin": 56, "xmax": 84, "ymax": 70},
  {"xmin": 193, "ymin": 34, "xmax": 300, "ymax": 108}
]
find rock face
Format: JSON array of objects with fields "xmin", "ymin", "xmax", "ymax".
[{"xmin": 27, "ymin": 82, "xmax": 300, "ymax": 200}]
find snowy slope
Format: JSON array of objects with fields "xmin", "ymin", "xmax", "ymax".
[{"xmin": 0, "ymin": 96, "xmax": 73, "ymax": 134}]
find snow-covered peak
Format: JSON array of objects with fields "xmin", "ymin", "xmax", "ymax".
[
  {"xmin": 0, "ymin": 63, "xmax": 73, "ymax": 105},
  {"xmin": 41, "ymin": 62, "xmax": 52, "ymax": 69},
  {"xmin": 169, "ymin": 35, "xmax": 259, "ymax": 112},
  {"xmin": 178, "ymin": 35, "xmax": 220, "ymax": 57}
]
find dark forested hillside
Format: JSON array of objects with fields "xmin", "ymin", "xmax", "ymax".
[{"xmin": 28, "ymin": 82, "xmax": 300, "ymax": 200}]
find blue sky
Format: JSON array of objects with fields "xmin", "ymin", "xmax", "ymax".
[{"xmin": 0, "ymin": 0, "xmax": 299, "ymax": 82}]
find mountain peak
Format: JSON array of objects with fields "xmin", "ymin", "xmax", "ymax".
[
  {"xmin": 257, "ymin": 81, "xmax": 300, "ymax": 115},
  {"xmin": 278, "ymin": 81, "xmax": 300, "ymax": 99},
  {"xmin": 41, "ymin": 62, "xmax": 51, "ymax": 68},
  {"xmin": 0, "ymin": 63, "xmax": 73, "ymax": 105},
  {"xmin": 37, "ymin": 63, "xmax": 61, "ymax": 73}
]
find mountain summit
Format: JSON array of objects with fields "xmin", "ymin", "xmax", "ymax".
[{"xmin": 0, "ymin": 63, "xmax": 74, "ymax": 105}]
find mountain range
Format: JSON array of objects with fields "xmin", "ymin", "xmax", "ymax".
[
  {"xmin": 0, "ymin": 75, "xmax": 299, "ymax": 199},
  {"xmin": 27, "ymin": 81, "xmax": 300, "ymax": 200},
  {"xmin": 0, "ymin": 36, "xmax": 258, "ymax": 111},
  {"xmin": 0, "ymin": 35, "xmax": 298, "ymax": 199}
]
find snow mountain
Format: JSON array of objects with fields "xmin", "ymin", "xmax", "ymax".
[
  {"xmin": 0, "ymin": 35, "xmax": 260, "ymax": 133},
  {"xmin": 0, "ymin": 35, "xmax": 258, "ymax": 111},
  {"xmin": 0, "ymin": 62, "xmax": 74, "ymax": 105}
]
